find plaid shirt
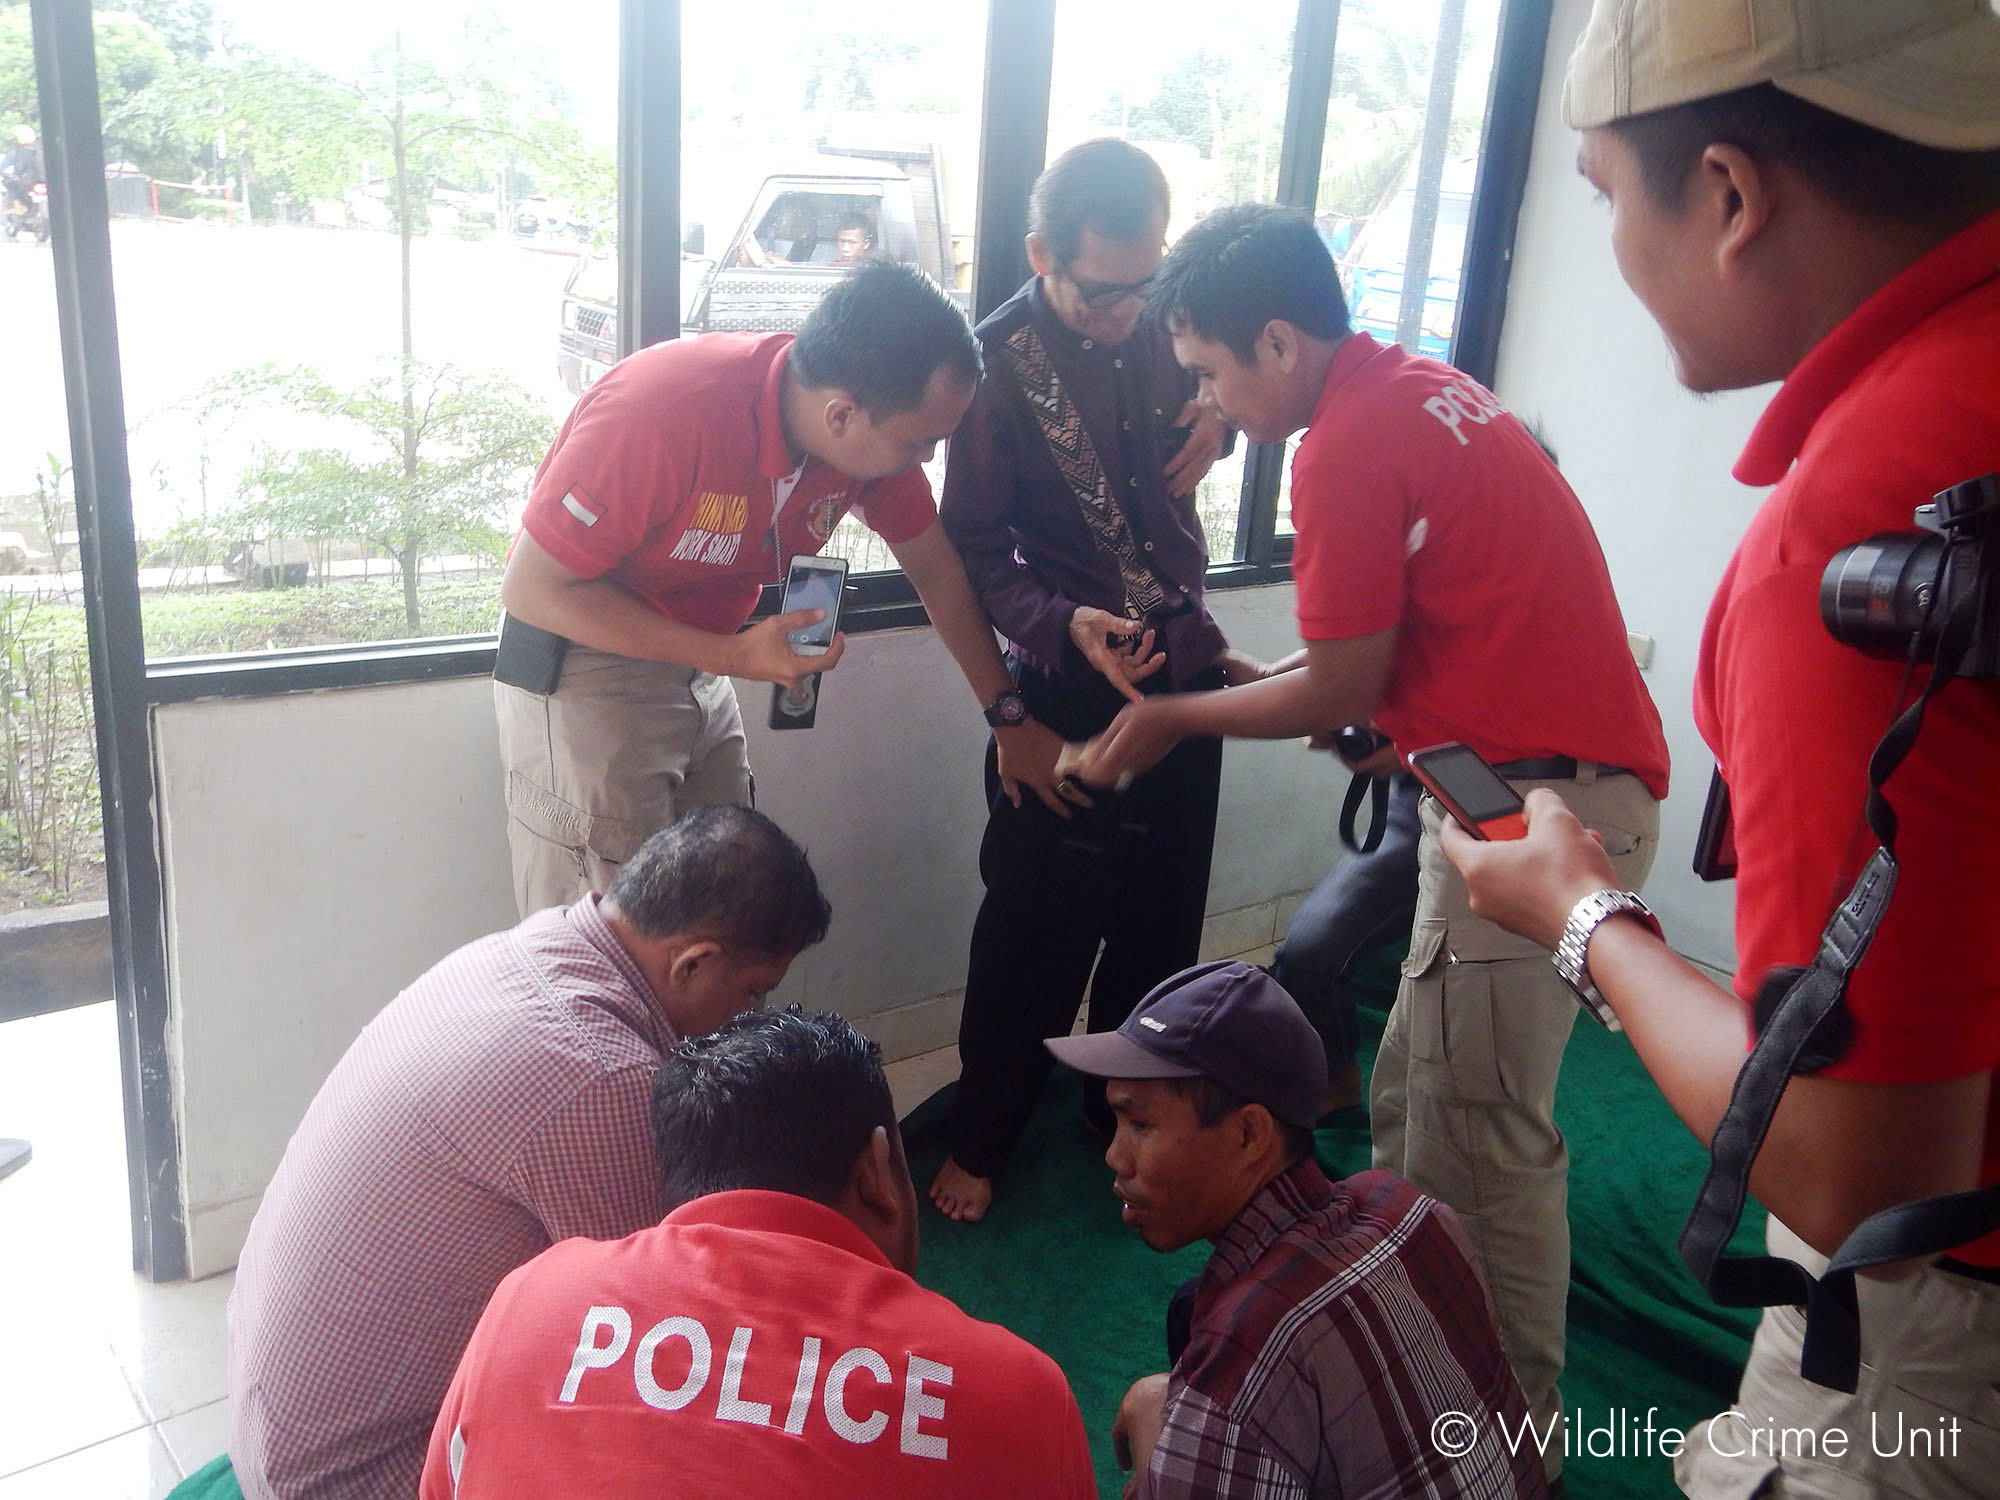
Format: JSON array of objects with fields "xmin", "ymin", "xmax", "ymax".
[
  {"xmin": 1143, "ymin": 1162, "xmax": 1547, "ymax": 1500},
  {"xmin": 228, "ymin": 897, "xmax": 676, "ymax": 1500}
]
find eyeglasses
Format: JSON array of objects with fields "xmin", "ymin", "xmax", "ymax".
[{"xmin": 1064, "ymin": 269, "xmax": 1155, "ymax": 310}]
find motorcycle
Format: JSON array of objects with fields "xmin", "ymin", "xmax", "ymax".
[{"xmin": 4, "ymin": 180, "xmax": 49, "ymax": 244}]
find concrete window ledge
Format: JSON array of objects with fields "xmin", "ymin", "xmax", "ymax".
[{"xmin": 0, "ymin": 903, "xmax": 113, "ymax": 1023}]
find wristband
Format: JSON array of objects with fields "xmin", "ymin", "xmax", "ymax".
[{"xmin": 1552, "ymin": 889, "xmax": 1660, "ymax": 1031}]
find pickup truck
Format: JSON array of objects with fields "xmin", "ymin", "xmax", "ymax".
[{"xmin": 557, "ymin": 143, "xmax": 963, "ymax": 395}]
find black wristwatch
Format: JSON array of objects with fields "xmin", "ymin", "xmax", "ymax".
[{"xmin": 982, "ymin": 690, "xmax": 1029, "ymax": 728}]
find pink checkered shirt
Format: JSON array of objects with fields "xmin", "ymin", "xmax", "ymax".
[{"xmin": 228, "ymin": 897, "xmax": 676, "ymax": 1500}]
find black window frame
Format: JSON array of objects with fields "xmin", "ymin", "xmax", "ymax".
[{"xmin": 28, "ymin": 0, "xmax": 1551, "ymax": 1277}]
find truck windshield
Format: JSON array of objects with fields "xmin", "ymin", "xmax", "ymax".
[{"xmin": 570, "ymin": 254, "xmax": 619, "ymax": 304}]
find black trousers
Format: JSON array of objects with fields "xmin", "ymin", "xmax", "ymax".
[
  {"xmin": 1269, "ymin": 771, "xmax": 1422, "ymax": 1074},
  {"xmin": 948, "ymin": 662, "xmax": 1223, "ymax": 1179}
]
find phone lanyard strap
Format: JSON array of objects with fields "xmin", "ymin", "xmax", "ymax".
[{"xmin": 1677, "ymin": 582, "xmax": 2000, "ymax": 1392}]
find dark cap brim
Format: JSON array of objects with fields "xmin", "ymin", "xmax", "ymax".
[{"xmin": 1044, "ymin": 1029, "xmax": 1200, "ymax": 1081}]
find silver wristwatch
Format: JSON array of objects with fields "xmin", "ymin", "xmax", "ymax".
[{"xmin": 1553, "ymin": 889, "xmax": 1660, "ymax": 1031}]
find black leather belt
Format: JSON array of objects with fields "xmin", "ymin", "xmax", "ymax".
[{"xmin": 1493, "ymin": 756, "xmax": 1632, "ymax": 781}]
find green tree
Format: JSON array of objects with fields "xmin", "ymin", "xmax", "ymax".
[
  {"xmin": 233, "ymin": 361, "xmax": 553, "ymax": 633},
  {"xmin": 0, "ymin": 3, "xmax": 173, "ymax": 147}
]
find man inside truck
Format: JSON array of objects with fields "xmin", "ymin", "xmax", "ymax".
[{"xmin": 494, "ymin": 261, "xmax": 1071, "ymax": 916}]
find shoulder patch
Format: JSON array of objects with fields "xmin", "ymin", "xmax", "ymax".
[{"xmin": 560, "ymin": 491, "xmax": 600, "ymax": 527}]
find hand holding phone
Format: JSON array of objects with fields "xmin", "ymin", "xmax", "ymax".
[
  {"xmin": 1407, "ymin": 742, "xmax": 1528, "ymax": 841},
  {"xmin": 768, "ymin": 555, "xmax": 849, "ymax": 731}
]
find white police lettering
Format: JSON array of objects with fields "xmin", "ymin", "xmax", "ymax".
[
  {"xmin": 824, "ymin": 1346, "xmax": 893, "ymax": 1444},
  {"xmin": 556, "ymin": 1306, "xmax": 953, "ymax": 1459},
  {"xmin": 559, "ymin": 1306, "xmax": 632, "ymax": 1402},
  {"xmin": 716, "ymin": 1325, "xmax": 773, "ymax": 1426},
  {"xmin": 635, "ymin": 1316, "xmax": 711, "ymax": 1410},
  {"xmin": 902, "ymin": 1356, "xmax": 953, "ymax": 1461},
  {"xmin": 1422, "ymin": 381, "xmax": 1508, "ymax": 447}
]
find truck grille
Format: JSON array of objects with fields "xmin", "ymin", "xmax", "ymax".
[{"xmin": 575, "ymin": 307, "xmax": 613, "ymax": 340}]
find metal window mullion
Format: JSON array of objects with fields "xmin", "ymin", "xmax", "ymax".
[
  {"xmin": 1450, "ymin": 0, "xmax": 1554, "ymax": 388},
  {"xmin": 971, "ymin": 0, "xmax": 1055, "ymax": 323},
  {"xmin": 1234, "ymin": 0, "xmax": 1340, "ymax": 570},
  {"xmin": 31, "ymin": 0, "xmax": 185, "ymax": 1280},
  {"xmin": 620, "ymin": 0, "xmax": 680, "ymax": 351}
]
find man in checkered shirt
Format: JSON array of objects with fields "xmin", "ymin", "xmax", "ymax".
[
  {"xmin": 227, "ymin": 805, "xmax": 830, "ymax": 1500},
  {"xmin": 1050, "ymin": 961, "xmax": 1547, "ymax": 1500}
]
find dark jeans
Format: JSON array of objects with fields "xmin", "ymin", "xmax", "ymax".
[
  {"xmin": 948, "ymin": 661, "xmax": 1223, "ymax": 1179},
  {"xmin": 1270, "ymin": 772, "xmax": 1423, "ymax": 1074}
]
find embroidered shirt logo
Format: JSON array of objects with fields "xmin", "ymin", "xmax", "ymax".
[
  {"xmin": 807, "ymin": 492, "xmax": 851, "ymax": 544},
  {"xmin": 560, "ymin": 492, "xmax": 600, "ymax": 527},
  {"xmin": 669, "ymin": 491, "xmax": 750, "ymax": 567}
]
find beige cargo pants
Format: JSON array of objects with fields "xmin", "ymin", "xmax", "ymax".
[
  {"xmin": 1371, "ymin": 765, "xmax": 1660, "ymax": 1480},
  {"xmin": 494, "ymin": 645, "xmax": 752, "ymax": 916}
]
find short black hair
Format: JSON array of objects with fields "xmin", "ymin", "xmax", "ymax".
[
  {"xmin": 651, "ymin": 1007, "xmax": 897, "ymax": 1211},
  {"xmin": 1607, "ymin": 83, "xmax": 2000, "ymax": 231},
  {"xmin": 1029, "ymin": 137, "xmax": 1171, "ymax": 264},
  {"xmin": 605, "ymin": 805, "xmax": 830, "ymax": 959},
  {"xmin": 1162, "ymin": 1075, "xmax": 1317, "ymax": 1166},
  {"xmin": 1150, "ymin": 202, "xmax": 1352, "ymax": 363},
  {"xmin": 789, "ymin": 261, "xmax": 981, "ymax": 419},
  {"xmin": 836, "ymin": 212, "xmax": 874, "ymax": 236}
]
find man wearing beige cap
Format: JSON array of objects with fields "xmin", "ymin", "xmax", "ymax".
[
  {"xmin": 1444, "ymin": 2, "xmax": 2000, "ymax": 1496},
  {"xmin": 1050, "ymin": 962, "xmax": 1545, "ymax": 1500}
]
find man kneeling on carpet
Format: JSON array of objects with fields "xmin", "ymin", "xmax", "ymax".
[
  {"xmin": 420, "ymin": 1007, "xmax": 1097, "ymax": 1498},
  {"xmin": 1049, "ymin": 960, "xmax": 1546, "ymax": 1500}
]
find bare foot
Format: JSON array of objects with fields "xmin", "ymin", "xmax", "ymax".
[{"xmin": 928, "ymin": 1158, "xmax": 994, "ymax": 1223}]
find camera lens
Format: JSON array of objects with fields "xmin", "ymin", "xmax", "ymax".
[{"xmin": 1820, "ymin": 531, "xmax": 1950, "ymax": 656}]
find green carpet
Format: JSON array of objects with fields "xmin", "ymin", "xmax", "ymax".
[
  {"xmin": 901, "ymin": 967, "xmax": 1766, "ymax": 1500},
  {"xmin": 169, "ymin": 956, "xmax": 1764, "ymax": 1500}
]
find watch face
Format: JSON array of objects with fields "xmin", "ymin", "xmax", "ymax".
[{"xmin": 987, "ymin": 692, "xmax": 1027, "ymax": 727}]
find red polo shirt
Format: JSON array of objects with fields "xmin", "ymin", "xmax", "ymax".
[
  {"xmin": 421, "ymin": 1190, "xmax": 1097, "ymax": 1500},
  {"xmin": 1696, "ymin": 212, "xmax": 2000, "ymax": 1261},
  {"xmin": 520, "ymin": 333, "xmax": 937, "ymax": 634},
  {"xmin": 1289, "ymin": 333, "xmax": 1670, "ymax": 798}
]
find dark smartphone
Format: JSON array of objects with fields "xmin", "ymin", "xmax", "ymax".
[
  {"xmin": 1692, "ymin": 767, "xmax": 1738, "ymax": 881},
  {"xmin": 1407, "ymin": 742, "xmax": 1529, "ymax": 841},
  {"xmin": 492, "ymin": 613, "xmax": 569, "ymax": 695},
  {"xmin": 767, "ymin": 555, "xmax": 849, "ymax": 732}
]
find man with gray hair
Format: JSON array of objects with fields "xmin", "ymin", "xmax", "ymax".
[{"xmin": 230, "ymin": 806, "xmax": 830, "ymax": 1500}]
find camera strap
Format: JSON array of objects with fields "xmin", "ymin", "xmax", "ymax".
[
  {"xmin": 1678, "ymin": 582, "xmax": 2000, "ymax": 1391},
  {"xmin": 1339, "ymin": 773, "xmax": 1389, "ymax": 854}
]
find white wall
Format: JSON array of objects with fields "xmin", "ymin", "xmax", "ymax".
[
  {"xmin": 157, "ymin": 584, "xmax": 1344, "ymax": 1277},
  {"xmin": 1487, "ymin": 0, "xmax": 1777, "ymax": 968}
]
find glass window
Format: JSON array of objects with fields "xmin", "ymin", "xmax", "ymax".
[
  {"xmin": 682, "ymin": 0, "xmax": 987, "ymax": 577},
  {"xmin": 3, "ymin": 46, "xmax": 103, "ymax": 910},
  {"xmin": 1284, "ymin": 0, "xmax": 1503, "ymax": 534},
  {"xmin": 1048, "ymin": 1, "xmax": 1298, "ymax": 564},
  {"xmin": 65, "ymin": 1, "xmax": 620, "ymax": 660}
]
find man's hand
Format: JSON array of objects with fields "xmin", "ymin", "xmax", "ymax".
[
  {"xmin": 728, "ymin": 610, "xmax": 846, "ymax": 688},
  {"xmin": 1439, "ymin": 786, "xmax": 1620, "ymax": 950},
  {"xmin": 994, "ymin": 717, "xmax": 1084, "ymax": 818},
  {"xmin": 1076, "ymin": 697, "xmax": 1185, "ymax": 788},
  {"xmin": 1070, "ymin": 605, "xmax": 1167, "ymax": 703},
  {"xmin": 1162, "ymin": 399, "xmax": 1229, "ymax": 498},
  {"xmin": 1112, "ymin": 1373, "xmax": 1171, "ymax": 1498}
]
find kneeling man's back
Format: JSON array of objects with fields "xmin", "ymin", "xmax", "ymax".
[{"xmin": 423, "ymin": 1009, "xmax": 1096, "ymax": 1499}]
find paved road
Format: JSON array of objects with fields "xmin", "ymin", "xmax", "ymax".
[{"xmin": 2, "ymin": 218, "xmax": 578, "ymax": 540}]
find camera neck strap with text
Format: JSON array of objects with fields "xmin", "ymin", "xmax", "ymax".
[{"xmin": 1677, "ymin": 580, "xmax": 2000, "ymax": 1393}]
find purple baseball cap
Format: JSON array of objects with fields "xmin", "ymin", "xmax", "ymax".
[{"xmin": 1044, "ymin": 960, "xmax": 1329, "ymax": 1129}]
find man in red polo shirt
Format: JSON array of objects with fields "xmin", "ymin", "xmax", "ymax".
[
  {"xmin": 422, "ymin": 1007, "xmax": 1096, "ymax": 1500},
  {"xmin": 497, "ymin": 262, "xmax": 1065, "ymax": 915},
  {"xmin": 1444, "ymin": 3, "xmax": 2000, "ymax": 1495},
  {"xmin": 1079, "ymin": 204, "xmax": 1668, "ymax": 1480}
]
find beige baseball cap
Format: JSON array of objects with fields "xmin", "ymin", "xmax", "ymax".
[{"xmin": 1563, "ymin": 0, "xmax": 2000, "ymax": 149}]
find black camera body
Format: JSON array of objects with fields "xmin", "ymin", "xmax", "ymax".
[{"xmin": 1820, "ymin": 473, "xmax": 1998, "ymax": 679}]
